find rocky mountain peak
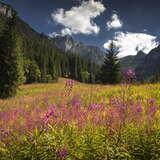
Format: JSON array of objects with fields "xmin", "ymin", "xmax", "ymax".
[
  {"xmin": 0, "ymin": 2, "xmax": 14, "ymax": 18},
  {"xmin": 52, "ymin": 35, "xmax": 105, "ymax": 64},
  {"xmin": 136, "ymin": 50, "xmax": 146, "ymax": 57}
]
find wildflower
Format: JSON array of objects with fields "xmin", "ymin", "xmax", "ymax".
[
  {"xmin": 147, "ymin": 99, "xmax": 158, "ymax": 118},
  {"xmin": 44, "ymin": 106, "xmax": 56, "ymax": 125},
  {"xmin": 57, "ymin": 147, "xmax": 68, "ymax": 159},
  {"xmin": 148, "ymin": 98, "xmax": 156, "ymax": 106},
  {"xmin": 124, "ymin": 69, "xmax": 136, "ymax": 83},
  {"xmin": 65, "ymin": 79, "xmax": 75, "ymax": 88},
  {"xmin": 135, "ymin": 105, "xmax": 143, "ymax": 114},
  {"xmin": 131, "ymin": 105, "xmax": 143, "ymax": 121},
  {"xmin": 70, "ymin": 96, "xmax": 81, "ymax": 108},
  {"xmin": 148, "ymin": 105, "xmax": 158, "ymax": 118},
  {"xmin": 88, "ymin": 103, "xmax": 101, "ymax": 110},
  {"xmin": 64, "ymin": 79, "xmax": 76, "ymax": 96}
]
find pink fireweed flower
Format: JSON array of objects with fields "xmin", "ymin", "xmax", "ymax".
[
  {"xmin": 57, "ymin": 147, "xmax": 68, "ymax": 159},
  {"xmin": 148, "ymin": 98, "xmax": 156, "ymax": 106},
  {"xmin": 148, "ymin": 105, "xmax": 158, "ymax": 118},
  {"xmin": 124, "ymin": 69, "xmax": 136, "ymax": 83},
  {"xmin": 70, "ymin": 96, "xmax": 81, "ymax": 108},
  {"xmin": 130, "ymin": 104, "xmax": 143, "ymax": 122},
  {"xmin": 147, "ymin": 99, "xmax": 158, "ymax": 118},
  {"xmin": 109, "ymin": 97, "xmax": 128, "ymax": 121},
  {"xmin": 135, "ymin": 105, "xmax": 143, "ymax": 114},
  {"xmin": 44, "ymin": 106, "xmax": 56, "ymax": 125},
  {"xmin": 65, "ymin": 79, "xmax": 76, "ymax": 88},
  {"xmin": 64, "ymin": 79, "xmax": 76, "ymax": 96},
  {"xmin": 88, "ymin": 103, "xmax": 102, "ymax": 110}
]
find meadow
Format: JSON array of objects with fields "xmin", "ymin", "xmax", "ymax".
[{"xmin": 0, "ymin": 78, "xmax": 160, "ymax": 160}]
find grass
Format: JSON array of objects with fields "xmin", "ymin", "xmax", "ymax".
[{"xmin": 0, "ymin": 78, "xmax": 160, "ymax": 159}]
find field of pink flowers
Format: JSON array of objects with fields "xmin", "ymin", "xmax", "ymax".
[{"xmin": 0, "ymin": 78, "xmax": 160, "ymax": 159}]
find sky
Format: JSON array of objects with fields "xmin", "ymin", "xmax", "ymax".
[{"xmin": 2, "ymin": 0, "xmax": 160, "ymax": 57}]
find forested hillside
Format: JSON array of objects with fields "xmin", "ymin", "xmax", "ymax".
[{"xmin": 0, "ymin": 2, "xmax": 98, "ymax": 84}]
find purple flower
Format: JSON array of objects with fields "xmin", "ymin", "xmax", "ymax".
[
  {"xmin": 124, "ymin": 69, "xmax": 136, "ymax": 83},
  {"xmin": 147, "ymin": 99, "xmax": 158, "ymax": 118},
  {"xmin": 136, "ymin": 106, "xmax": 143, "ymax": 114},
  {"xmin": 65, "ymin": 79, "xmax": 75, "ymax": 88},
  {"xmin": 71, "ymin": 96, "xmax": 81, "ymax": 108},
  {"xmin": 57, "ymin": 147, "xmax": 68, "ymax": 159},
  {"xmin": 89, "ymin": 104, "xmax": 101, "ymax": 110},
  {"xmin": 133, "ymin": 105, "xmax": 143, "ymax": 116},
  {"xmin": 148, "ymin": 98, "xmax": 156, "ymax": 105},
  {"xmin": 44, "ymin": 106, "xmax": 56, "ymax": 124},
  {"xmin": 148, "ymin": 106, "xmax": 157, "ymax": 118}
]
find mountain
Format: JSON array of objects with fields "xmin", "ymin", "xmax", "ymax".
[
  {"xmin": 52, "ymin": 35, "xmax": 105, "ymax": 65},
  {"xmin": 120, "ymin": 47, "xmax": 160, "ymax": 81},
  {"xmin": 135, "ymin": 45, "xmax": 160, "ymax": 80},
  {"xmin": 0, "ymin": 1, "xmax": 13, "ymax": 18},
  {"xmin": 120, "ymin": 50, "xmax": 146, "ymax": 71},
  {"xmin": 0, "ymin": 1, "xmax": 98, "ymax": 83}
]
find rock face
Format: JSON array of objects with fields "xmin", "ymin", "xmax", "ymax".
[
  {"xmin": 136, "ymin": 45, "xmax": 160, "ymax": 79},
  {"xmin": 0, "ymin": 2, "xmax": 14, "ymax": 18},
  {"xmin": 120, "ymin": 46, "xmax": 160, "ymax": 80},
  {"xmin": 52, "ymin": 35, "xmax": 105, "ymax": 65},
  {"xmin": 120, "ymin": 50, "xmax": 146, "ymax": 71}
]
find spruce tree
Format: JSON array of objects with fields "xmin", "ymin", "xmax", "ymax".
[
  {"xmin": 100, "ymin": 41, "xmax": 121, "ymax": 84},
  {"xmin": 0, "ymin": 15, "xmax": 22, "ymax": 98}
]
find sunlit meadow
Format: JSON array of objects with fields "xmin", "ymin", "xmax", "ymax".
[{"xmin": 0, "ymin": 77, "xmax": 160, "ymax": 159}]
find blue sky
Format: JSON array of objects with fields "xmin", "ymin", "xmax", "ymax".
[{"xmin": 2, "ymin": 0, "xmax": 160, "ymax": 57}]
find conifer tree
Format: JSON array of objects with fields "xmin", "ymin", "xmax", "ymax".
[
  {"xmin": 0, "ymin": 15, "xmax": 23, "ymax": 98},
  {"xmin": 100, "ymin": 41, "xmax": 121, "ymax": 84}
]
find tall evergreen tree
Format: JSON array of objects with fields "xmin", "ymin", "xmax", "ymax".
[
  {"xmin": 0, "ymin": 14, "xmax": 22, "ymax": 98},
  {"xmin": 99, "ymin": 41, "xmax": 121, "ymax": 84}
]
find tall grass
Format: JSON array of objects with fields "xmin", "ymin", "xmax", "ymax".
[{"xmin": 0, "ymin": 77, "xmax": 160, "ymax": 159}]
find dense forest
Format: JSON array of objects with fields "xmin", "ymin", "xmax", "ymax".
[{"xmin": 0, "ymin": 8, "xmax": 99, "ymax": 85}]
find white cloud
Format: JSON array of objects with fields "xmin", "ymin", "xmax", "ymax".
[
  {"xmin": 48, "ymin": 32, "xmax": 59, "ymax": 38},
  {"xmin": 61, "ymin": 28, "xmax": 72, "ymax": 36},
  {"xmin": 51, "ymin": 0, "xmax": 106, "ymax": 35},
  {"xmin": 104, "ymin": 32, "xmax": 159, "ymax": 58},
  {"xmin": 107, "ymin": 13, "xmax": 123, "ymax": 30}
]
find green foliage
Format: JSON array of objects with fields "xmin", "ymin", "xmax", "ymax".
[
  {"xmin": 1, "ymin": 124, "xmax": 160, "ymax": 159},
  {"xmin": 0, "ymin": 16, "xmax": 23, "ymax": 98},
  {"xmin": 99, "ymin": 42, "xmax": 121, "ymax": 84},
  {"xmin": 41, "ymin": 74, "xmax": 53, "ymax": 83},
  {"xmin": 149, "ymin": 72, "xmax": 160, "ymax": 83},
  {"xmin": 24, "ymin": 59, "xmax": 41, "ymax": 84},
  {"xmin": 81, "ymin": 71, "xmax": 90, "ymax": 83},
  {"xmin": 16, "ymin": 37, "xmax": 26, "ymax": 85}
]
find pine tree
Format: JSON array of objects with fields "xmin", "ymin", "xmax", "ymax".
[
  {"xmin": 0, "ymin": 15, "xmax": 22, "ymax": 98},
  {"xmin": 100, "ymin": 41, "xmax": 121, "ymax": 84},
  {"xmin": 16, "ymin": 36, "xmax": 26, "ymax": 85}
]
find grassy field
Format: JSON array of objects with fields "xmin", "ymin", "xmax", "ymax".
[{"xmin": 0, "ymin": 78, "xmax": 160, "ymax": 159}]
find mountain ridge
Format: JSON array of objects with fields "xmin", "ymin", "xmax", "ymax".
[{"xmin": 51, "ymin": 35, "xmax": 105, "ymax": 65}]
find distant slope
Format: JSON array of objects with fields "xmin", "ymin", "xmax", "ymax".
[
  {"xmin": 120, "ymin": 51, "xmax": 146, "ymax": 71},
  {"xmin": 52, "ymin": 35, "xmax": 105, "ymax": 65},
  {"xmin": 135, "ymin": 45, "xmax": 160, "ymax": 80},
  {"xmin": 0, "ymin": 1, "xmax": 99, "ymax": 83},
  {"xmin": 120, "ymin": 47, "xmax": 160, "ymax": 81}
]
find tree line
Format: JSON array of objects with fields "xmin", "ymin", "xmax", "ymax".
[{"xmin": 0, "ymin": 13, "xmax": 101, "ymax": 98}]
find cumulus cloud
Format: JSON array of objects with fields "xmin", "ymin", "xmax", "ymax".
[
  {"xmin": 51, "ymin": 0, "xmax": 106, "ymax": 35},
  {"xmin": 107, "ymin": 13, "xmax": 123, "ymax": 30},
  {"xmin": 104, "ymin": 32, "xmax": 159, "ymax": 58},
  {"xmin": 48, "ymin": 28, "xmax": 72, "ymax": 37}
]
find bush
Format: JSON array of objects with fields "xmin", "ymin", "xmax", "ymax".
[{"xmin": 24, "ymin": 59, "xmax": 41, "ymax": 84}]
